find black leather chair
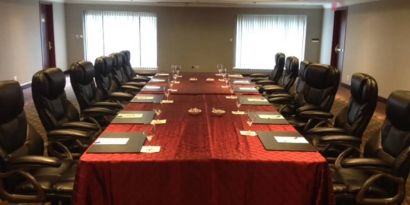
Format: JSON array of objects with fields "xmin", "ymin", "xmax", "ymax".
[
  {"xmin": 270, "ymin": 64, "xmax": 340, "ymax": 131},
  {"xmin": 121, "ymin": 50, "xmax": 156, "ymax": 77},
  {"xmin": 119, "ymin": 50, "xmax": 151, "ymax": 82},
  {"xmin": 305, "ymin": 73, "xmax": 378, "ymax": 157},
  {"xmin": 94, "ymin": 56, "xmax": 136, "ymax": 101},
  {"xmin": 0, "ymin": 80, "xmax": 76, "ymax": 205},
  {"xmin": 332, "ymin": 90, "xmax": 410, "ymax": 205},
  {"xmin": 250, "ymin": 52, "xmax": 285, "ymax": 83},
  {"xmin": 110, "ymin": 53, "xmax": 145, "ymax": 89},
  {"xmin": 260, "ymin": 56, "xmax": 299, "ymax": 95},
  {"xmin": 32, "ymin": 68, "xmax": 103, "ymax": 153},
  {"xmin": 69, "ymin": 61, "xmax": 124, "ymax": 125}
]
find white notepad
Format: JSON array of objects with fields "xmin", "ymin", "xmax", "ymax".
[
  {"xmin": 117, "ymin": 113, "xmax": 143, "ymax": 118},
  {"xmin": 145, "ymin": 86, "xmax": 160, "ymax": 89},
  {"xmin": 233, "ymin": 80, "xmax": 250, "ymax": 84},
  {"xmin": 258, "ymin": 114, "xmax": 284, "ymax": 120},
  {"xmin": 239, "ymin": 87, "xmax": 256, "ymax": 91},
  {"xmin": 274, "ymin": 136, "xmax": 309, "ymax": 144},
  {"xmin": 94, "ymin": 138, "xmax": 129, "ymax": 145},
  {"xmin": 156, "ymin": 73, "xmax": 169, "ymax": 76},
  {"xmin": 136, "ymin": 96, "xmax": 154, "ymax": 100},
  {"xmin": 248, "ymin": 98, "xmax": 268, "ymax": 102}
]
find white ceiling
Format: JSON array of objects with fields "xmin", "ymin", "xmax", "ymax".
[{"xmin": 60, "ymin": 0, "xmax": 383, "ymax": 8}]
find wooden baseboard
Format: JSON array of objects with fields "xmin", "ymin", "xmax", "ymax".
[{"xmin": 340, "ymin": 82, "xmax": 387, "ymax": 103}]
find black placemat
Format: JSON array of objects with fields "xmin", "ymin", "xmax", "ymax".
[
  {"xmin": 111, "ymin": 111, "xmax": 155, "ymax": 124},
  {"xmin": 131, "ymin": 94, "xmax": 164, "ymax": 103},
  {"xmin": 239, "ymin": 96, "xmax": 270, "ymax": 105},
  {"xmin": 142, "ymin": 85, "xmax": 166, "ymax": 92},
  {"xmin": 257, "ymin": 131, "xmax": 316, "ymax": 152},
  {"xmin": 87, "ymin": 132, "xmax": 146, "ymax": 153},
  {"xmin": 247, "ymin": 111, "xmax": 288, "ymax": 124},
  {"xmin": 234, "ymin": 86, "xmax": 258, "ymax": 93}
]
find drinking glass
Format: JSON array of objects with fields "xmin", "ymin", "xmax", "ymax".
[
  {"xmin": 217, "ymin": 64, "xmax": 223, "ymax": 74},
  {"xmin": 144, "ymin": 125, "xmax": 155, "ymax": 144},
  {"xmin": 246, "ymin": 116, "xmax": 254, "ymax": 134},
  {"xmin": 153, "ymin": 106, "xmax": 162, "ymax": 120},
  {"xmin": 176, "ymin": 65, "xmax": 181, "ymax": 75},
  {"xmin": 164, "ymin": 89, "xmax": 170, "ymax": 100},
  {"xmin": 236, "ymin": 99, "xmax": 241, "ymax": 112}
]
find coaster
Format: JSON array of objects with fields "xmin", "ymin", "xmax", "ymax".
[
  {"xmin": 161, "ymin": 100, "xmax": 174, "ymax": 104},
  {"xmin": 225, "ymin": 95, "xmax": 238, "ymax": 99},
  {"xmin": 151, "ymin": 119, "xmax": 167, "ymax": 125},
  {"xmin": 232, "ymin": 111, "xmax": 246, "ymax": 115},
  {"xmin": 240, "ymin": 130, "xmax": 257, "ymax": 136},
  {"xmin": 221, "ymin": 85, "xmax": 229, "ymax": 89},
  {"xmin": 140, "ymin": 146, "xmax": 161, "ymax": 153}
]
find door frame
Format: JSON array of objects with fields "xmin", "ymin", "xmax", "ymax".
[
  {"xmin": 330, "ymin": 8, "xmax": 348, "ymax": 73},
  {"xmin": 39, "ymin": 2, "xmax": 56, "ymax": 69}
]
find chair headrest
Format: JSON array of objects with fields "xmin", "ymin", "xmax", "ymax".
[
  {"xmin": 110, "ymin": 53, "xmax": 123, "ymax": 68},
  {"xmin": 120, "ymin": 50, "xmax": 131, "ymax": 64},
  {"xmin": 95, "ymin": 56, "xmax": 113, "ymax": 76},
  {"xmin": 33, "ymin": 68, "xmax": 66, "ymax": 99},
  {"xmin": 386, "ymin": 90, "xmax": 410, "ymax": 131},
  {"xmin": 304, "ymin": 64, "xmax": 339, "ymax": 89},
  {"xmin": 298, "ymin": 61, "xmax": 311, "ymax": 80},
  {"xmin": 350, "ymin": 73, "xmax": 378, "ymax": 104},
  {"xmin": 275, "ymin": 53, "xmax": 285, "ymax": 68},
  {"xmin": 70, "ymin": 61, "xmax": 95, "ymax": 84},
  {"xmin": 0, "ymin": 80, "xmax": 24, "ymax": 124},
  {"xmin": 284, "ymin": 56, "xmax": 299, "ymax": 75}
]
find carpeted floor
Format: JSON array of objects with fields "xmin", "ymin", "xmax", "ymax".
[{"xmin": 2, "ymin": 79, "xmax": 407, "ymax": 205}]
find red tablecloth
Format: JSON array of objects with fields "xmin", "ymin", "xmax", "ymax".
[{"xmin": 74, "ymin": 73, "xmax": 334, "ymax": 205}]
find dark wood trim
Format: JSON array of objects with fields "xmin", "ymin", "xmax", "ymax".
[{"xmin": 340, "ymin": 82, "xmax": 387, "ymax": 103}]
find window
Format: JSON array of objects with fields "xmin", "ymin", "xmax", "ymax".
[
  {"xmin": 235, "ymin": 15, "xmax": 307, "ymax": 70},
  {"xmin": 84, "ymin": 11, "xmax": 157, "ymax": 69}
]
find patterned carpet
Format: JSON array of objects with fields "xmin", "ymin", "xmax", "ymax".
[{"xmin": 2, "ymin": 79, "xmax": 407, "ymax": 205}]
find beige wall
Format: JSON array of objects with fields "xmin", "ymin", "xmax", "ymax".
[
  {"xmin": 53, "ymin": 2, "xmax": 68, "ymax": 70},
  {"xmin": 0, "ymin": 0, "xmax": 42, "ymax": 83},
  {"xmin": 343, "ymin": 0, "xmax": 410, "ymax": 97},
  {"xmin": 65, "ymin": 4, "xmax": 323, "ymax": 72}
]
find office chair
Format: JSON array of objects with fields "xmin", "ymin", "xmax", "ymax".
[
  {"xmin": 110, "ymin": 53, "xmax": 145, "ymax": 89},
  {"xmin": 250, "ymin": 52, "xmax": 285, "ymax": 83},
  {"xmin": 121, "ymin": 50, "xmax": 156, "ymax": 77},
  {"xmin": 0, "ymin": 80, "xmax": 77, "ymax": 205},
  {"xmin": 119, "ymin": 50, "xmax": 151, "ymax": 82},
  {"xmin": 260, "ymin": 56, "xmax": 299, "ymax": 95},
  {"xmin": 32, "ymin": 68, "xmax": 104, "ymax": 153},
  {"xmin": 332, "ymin": 90, "xmax": 410, "ymax": 205},
  {"xmin": 304, "ymin": 73, "xmax": 378, "ymax": 158}
]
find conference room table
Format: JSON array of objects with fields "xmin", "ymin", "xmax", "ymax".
[{"xmin": 73, "ymin": 72, "xmax": 334, "ymax": 205}]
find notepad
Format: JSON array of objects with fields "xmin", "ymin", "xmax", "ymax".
[
  {"xmin": 239, "ymin": 87, "xmax": 256, "ymax": 91},
  {"xmin": 145, "ymin": 85, "xmax": 161, "ymax": 89},
  {"xmin": 248, "ymin": 98, "xmax": 268, "ymax": 102},
  {"xmin": 151, "ymin": 78, "xmax": 166, "ymax": 82},
  {"xmin": 117, "ymin": 113, "xmax": 143, "ymax": 118},
  {"xmin": 136, "ymin": 96, "xmax": 154, "ymax": 100},
  {"xmin": 228, "ymin": 74, "xmax": 243, "ymax": 78},
  {"xmin": 233, "ymin": 80, "xmax": 250, "ymax": 84},
  {"xmin": 94, "ymin": 138, "xmax": 129, "ymax": 145},
  {"xmin": 274, "ymin": 136, "xmax": 309, "ymax": 144},
  {"xmin": 258, "ymin": 114, "xmax": 284, "ymax": 120},
  {"xmin": 156, "ymin": 73, "xmax": 169, "ymax": 76}
]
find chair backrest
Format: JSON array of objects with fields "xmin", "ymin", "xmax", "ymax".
[
  {"xmin": 69, "ymin": 60, "xmax": 104, "ymax": 111},
  {"xmin": 110, "ymin": 53, "xmax": 129, "ymax": 84},
  {"xmin": 334, "ymin": 73, "xmax": 378, "ymax": 137},
  {"xmin": 120, "ymin": 50, "xmax": 136, "ymax": 80},
  {"xmin": 278, "ymin": 56, "xmax": 299, "ymax": 91},
  {"xmin": 32, "ymin": 68, "xmax": 80, "ymax": 131},
  {"xmin": 0, "ymin": 80, "xmax": 44, "ymax": 162},
  {"xmin": 295, "ymin": 64, "xmax": 340, "ymax": 112},
  {"xmin": 364, "ymin": 90, "xmax": 410, "ymax": 179},
  {"xmin": 95, "ymin": 56, "xmax": 118, "ymax": 98},
  {"xmin": 269, "ymin": 53, "xmax": 285, "ymax": 83}
]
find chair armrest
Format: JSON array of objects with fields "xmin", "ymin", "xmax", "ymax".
[
  {"xmin": 268, "ymin": 96, "xmax": 293, "ymax": 104},
  {"xmin": 47, "ymin": 141, "xmax": 73, "ymax": 160},
  {"xmin": 256, "ymin": 79, "xmax": 275, "ymax": 86},
  {"xmin": 357, "ymin": 172, "xmax": 405, "ymax": 205},
  {"xmin": 0, "ymin": 170, "xmax": 46, "ymax": 202},
  {"xmin": 307, "ymin": 127, "xmax": 346, "ymax": 136},
  {"xmin": 341, "ymin": 158, "xmax": 393, "ymax": 172},
  {"xmin": 298, "ymin": 110, "xmax": 334, "ymax": 120},
  {"xmin": 250, "ymin": 73, "xmax": 269, "ymax": 78},
  {"xmin": 132, "ymin": 76, "xmax": 150, "ymax": 82},
  {"xmin": 92, "ymin": 101, "xmax": 123, "ymax": 109},
  {"xmin": 266, "ymin": 93, "xmax": 291, "ymax": 98},
  {"xmin": 121, "ymin": 84, "xmax": 141, "ymax": 91},
  {"xmin": 335, "ymin": 147, "xmax": 361, "ymax": 169},
  {"xmin": 109, "ymin": 92, "xmax": 133, "ymax": 101},
  {"xmin": 296, "ymin": 104, "xmax": 321, "ymax": 113},
  {"xmin": 7, "ymin": 156, "xmax": 61, "ymax": 169},
  {"xmin": 263, "ymin": 85, "xmax": 285, "ymax": 93},
  {"xmin": 319, "ymin": 135, "xmax": 361, "ymax": 144},
  {"xmin": 82, "ymin": 107, "xmax": 117, "ymax": 116},
  {"xmin": 124, "ymin": 81, "xmax": 145, "ymax": 87},
  {"xmin": 61, "ymin": 121, "xmax": 99, "ymax": 131},
  {"xmin": 48, "ymin": 129, "xmax": 90, "ymax": 140}
]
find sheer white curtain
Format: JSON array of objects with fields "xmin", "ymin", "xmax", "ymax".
[
  {"xmin": 84, "ymin": 11, "xmax": 157, "ymax": 69},
  {"xmin": 235, "ymin": 15, "xmax": 307, "ymax": 70}
]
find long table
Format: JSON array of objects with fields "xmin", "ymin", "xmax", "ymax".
[{"xmin": 73, "ymin": 73, "xmax": 334, "ymax": 205}]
